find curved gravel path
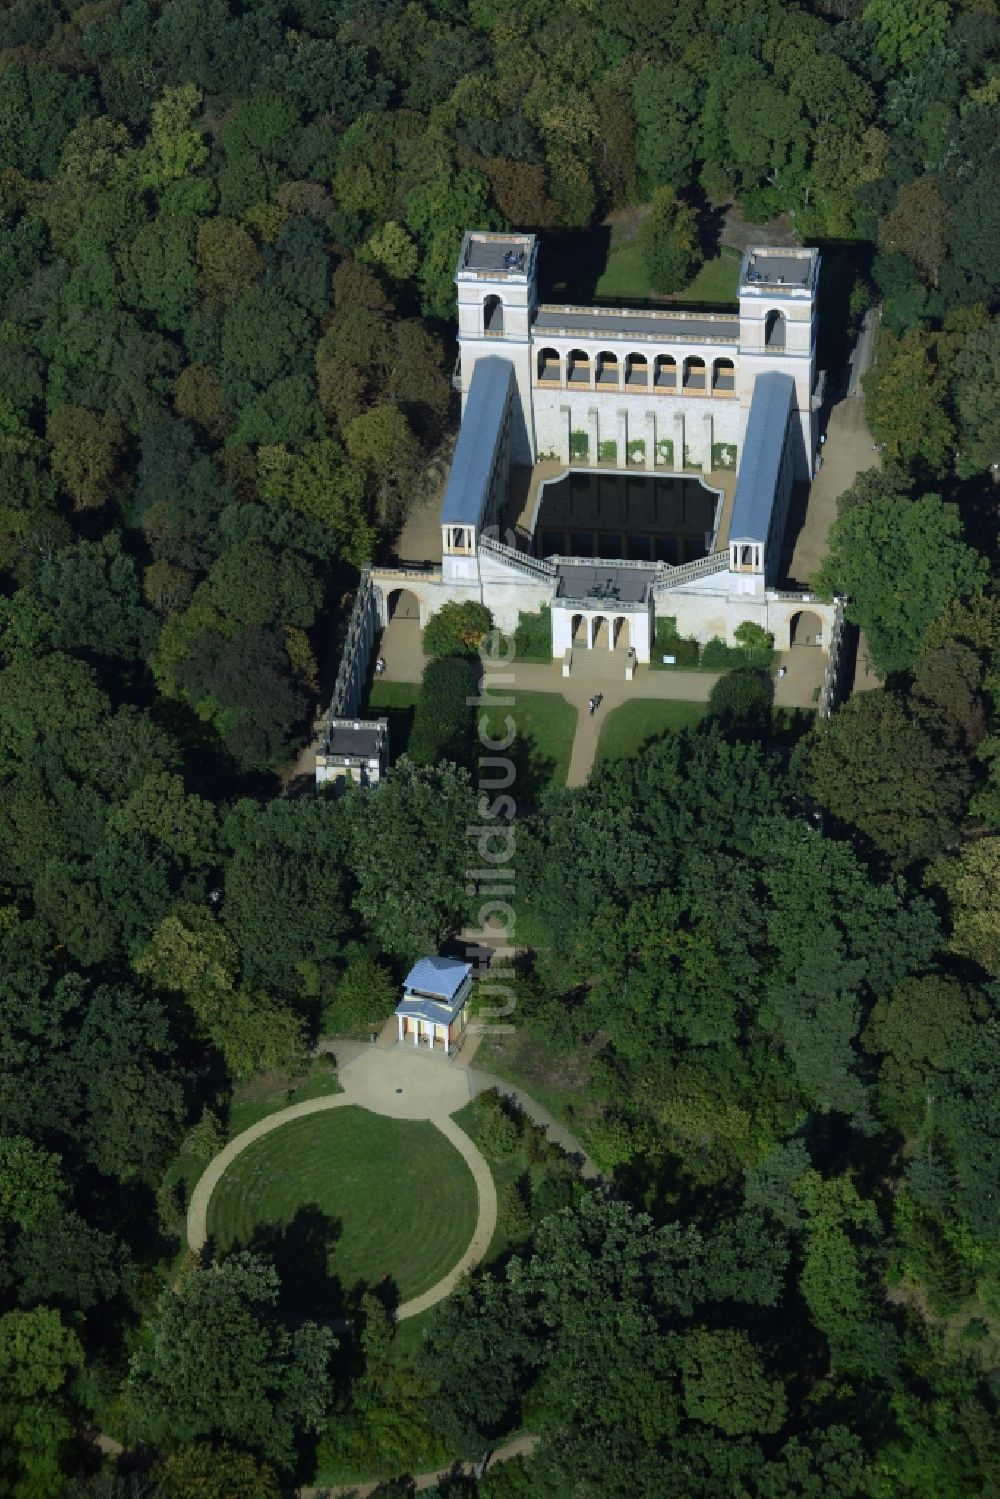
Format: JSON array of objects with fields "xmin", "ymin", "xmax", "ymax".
[
  {"xmin": 186, "ymin": 1058, "xmax": 498, "ymax": 1320},
  {"xmin": 186, "ymin": 1093, "xmax": 352, "ymax": 1260},
  {"xmin": 188, "ymin": 1041, "xmax": 596, "ymax": 1320}
]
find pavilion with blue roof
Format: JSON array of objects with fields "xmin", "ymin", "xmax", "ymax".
[{"xmin": 395, "ymin": 955, "xmax": 474, "ymax": 1053}]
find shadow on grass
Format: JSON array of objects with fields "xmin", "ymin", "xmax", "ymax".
[
  {"xmin": 536, "ymin": 224, "xmax": 612, "ymax": 303},
  {"xmin": 245, "ymin": 1206, "xmax": 346, "ymax": 1320}
]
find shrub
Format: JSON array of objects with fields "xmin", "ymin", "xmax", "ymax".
[
  {"xmin": 627, "ymin": 439, "xmax": 645, "ymax": 464},
  {"xmin": 683, "ymin": 445, "xmax": 701, "ymax": 469},
  {"xmin": 569, "ymin": 429, "xmax": 588, "ymax": 460},
  {"xmin": 513, "ymin": 605, "xmax": 552, "ymax": 662},
  {"xmin": 407, "ymin": 654, "xmax": 478, "ymax": 768},
  {"xmin": 323, "ymin": 954, "xmax": 397, "ymax": 1034},
  {"xmin": 706, "ymin": 667, "xmax": 774, "ymax": 741},
  {"xmin": 500, "ymin": 1176, "xmax": 532, "ymax": 1236},
  {"xmin": 474, "ymin": 1089, "xmax": 522, "ymax": 1158},
  {"xmin": 712, "ymin": 441, "xmax": 737, "ymax": 469},
  {"xmin": 422, "ymin": 600, "xmax": 493, "ymax": 658},
  {"xmin": 656, "ymin": 437, "xmax": 675, "ymax": 466},
  {"xmin": 598, "ymin": 439, "xmax": 617, "ymax": 463},
  {"xmin": 734, "ymin": 620, "xmax": 775, "ymax": 664},
  {"xmin": 532, "ymin": 1159, "xmax": 584, "ymax": 1223},
  {"xmin": 652, "ymin": 616, "xmax": 700, "ymax": 668},
  {"xmin": 183, "ymin": 1108, "xmax": 225, "ymax": 1162},
  {"xmin": 701, "ymin": 636, "xmax": 747, "ymax": 669}
]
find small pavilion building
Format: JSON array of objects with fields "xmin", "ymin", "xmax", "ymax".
[{"xmin": 395, "ymin": 956, "xmax": 473, "ymax": 1053}]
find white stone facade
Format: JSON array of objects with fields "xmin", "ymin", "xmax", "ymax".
[
  {"xmin": 365, "ymin": 234, "xmax": 835, "ymax": 671},
  {"xmin": 454, "ymin": 232, "xmax": 818, "ymax": 481}
]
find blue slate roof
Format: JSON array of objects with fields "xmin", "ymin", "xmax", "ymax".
[
  {"xmin": 396, "ymin": 995, "xmax": 464, "ymax": 1025},
  {"xmin": 402, "ymin": 956, "xmax": 472, "ymax": 1003},
  {"xmin": 729, "ymin": 373, "xmax": 795, "ymax": 543},
  {"xmin": 440, "ymin": 357, "xmax": 514, "ymax": 526}
]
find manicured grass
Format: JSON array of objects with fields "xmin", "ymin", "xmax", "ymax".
[
  {"xmin": 207, "ymin": 1106, "xmax": 479, "ymax": 1303},
  {"xmin": 595, "ymin": 243, "xmax": 740, "ymax": 306},
  {"xmin": 594, "ymin": 240, "xmax": 649, "ymax": 300},
  {"xmin": 365, "ymin": 680, "xmax": 421, "ymax": 711},
  {"xmin": 594, "ymin": 699, "xmax": 707, "ymax": 762},
  {"xmin": 363, "ymin": 679, "xmax": 420, "ymax": 757},
  {"xmin": 481, "ymin": 689, "xmax": 577, "ymax": 795}
]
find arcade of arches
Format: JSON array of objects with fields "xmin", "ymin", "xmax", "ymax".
[
  {"xmin": 535, "ymin": 348, "xmax": 736, "ymax": 395},
  {"xmin": 571, "ymin": 614, "xmax": 632, "ymax": 651}
]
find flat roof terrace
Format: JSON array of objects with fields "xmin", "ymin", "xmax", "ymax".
[
  {"xmin": 555, "ymin": 561, "xmax": 658, "ymax": 607},
  {"xmin": 323, "ymin": 722, "xmax": 386, "ymax": 761},
  {"xmin": 457, "ymin": 231, "xmax": 536, "ymax": 278},
  {"xmin": 533, "ymin": 305, "xmax": 739, "ymax": 344},
  {"xmin": 739, "ymin": 247, "xmax": 818, "ymax": 292}
]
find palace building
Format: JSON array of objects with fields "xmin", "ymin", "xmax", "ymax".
[{"xmin": 317, "ymin": 231, "xmax": 842, "ymax": 785}]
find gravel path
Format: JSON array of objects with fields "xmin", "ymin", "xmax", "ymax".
[
  {"xmin": 185, "ymin": 1042, "xmax": 594, "ymax": 1318},
  {"xmin": 298, "ymin": 1431, "xmax": 540, "ymax": 1497}
]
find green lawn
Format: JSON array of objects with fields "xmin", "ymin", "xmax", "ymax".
[
  {"xmin": 595, "ymin": 699, "xmax": 707, "ymax": 762},
  {"xmin": 207, "ymin": 1106, "xmax": 479, "ymax": 1304},
  {"xmin": 595, "ymin": 242, "xmax": 740, "ymax": 306},
  {"xmin": 771, "ymin": 706, "xmax": 816, "ymax": 747},
  {"xmin": 481, "ymin": 689, "xmax": 577, "ymax": 796},
  {"xmin": 363, "ymin": 679, "xmax": 420, "ymax": 757}
]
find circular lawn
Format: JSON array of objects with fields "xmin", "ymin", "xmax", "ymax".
[{"xmin": 206, "ymin": 1106, "xmax": 479, "ymax": 1302}]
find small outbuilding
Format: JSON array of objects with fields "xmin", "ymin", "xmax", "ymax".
[{"xmin": 395, "ymin": 956, "xmax": 473, "ymax": 1053}]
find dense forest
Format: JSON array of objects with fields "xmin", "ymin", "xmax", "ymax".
[{"xmin": 0, "ymin": 0, "xmax": 997, "ymax": 1495}]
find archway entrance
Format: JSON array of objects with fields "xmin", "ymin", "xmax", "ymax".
[
  {"xmin": 765, "ymin": 310, "xmax": 786, "ymax": 349},
  {"xmin": 612, "ymin": 617, "xmax": 630, "ymax": 651},
  {"xmin": 790, "ymin": 609, "xmax": 822, "ymax": 646},
  {"xmin": 387, "ymin": 588, "xmax": 420, "ymax": 622},
  {"xmin": 591, "ymin": 615, "xmax": 610, "ymax": 649}
]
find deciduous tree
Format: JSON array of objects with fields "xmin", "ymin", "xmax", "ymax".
[
  {"xmin": 127, "ymin": 1254, "xmax": 335, "ymax": 1470},
  {"xmin": 802, "ymin": 690, "xmax": 969, "ymax": 865},
  {"xmin": 815, "ymin": 491, "xmax": 988, "ymax": 676},
  {"xmin": 639, "ymin": 186, "xmax": 702, "ymax": 294}
]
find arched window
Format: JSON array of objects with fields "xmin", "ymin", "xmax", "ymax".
[
  {"xmin": 567, "ymin": 349, "xmax": 590, "ymax": 384},
  {"xmin": 712, "ymin": 358, "xmax": 735, "ymax": 393},
  {"xmin": 683, "ymin": 356, "xmax": 706, "ymax": 391},
  {"xmin": 595, "ymin": 350, "xmax": 619, "ymax": 388},
  {"xmin": 625, "ymin": 353, "xmax": 649, "ymax": 390},
  {"xmin": 536, "ymin": 347, "xmax": 561, "ymax": 383},
  {"xmin": 483, "ymin": 294, "xmax": 504, "ymax": 334},
  {"xmin": 653, "ymin": 355, "xmax": 677, "ymax": 390},
  {"xmin": 764, "ymin": 310, "xmax": 786, "ymax": 349}
]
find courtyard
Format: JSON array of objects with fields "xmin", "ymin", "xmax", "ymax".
[{"xmin": 375, "ymin": 599, "xmax": 825, "ymax": 788}]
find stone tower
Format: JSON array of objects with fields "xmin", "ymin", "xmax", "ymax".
[
  {"xmin": 737, "ymin": 246, "xmax": 820, "ymax": 480},
  {"xmin": 454, "ymin": 230, "xmax": 538, "ymax": 465}
]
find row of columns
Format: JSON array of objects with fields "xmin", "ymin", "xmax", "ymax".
[
  {"xmin": 397, "ymin": 1014, "xmax": 451, "ymax": 1050},
  {"xmin": 538, "ymin": 354, "xmax": 736, "ymax": 395},
  {"xmin": 573, "ymin": 615, "xmax": 631, "ymax": 650},
  {"xmin": 560, "ymin": 406, "xmax": 715, "ymax": 471}
]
